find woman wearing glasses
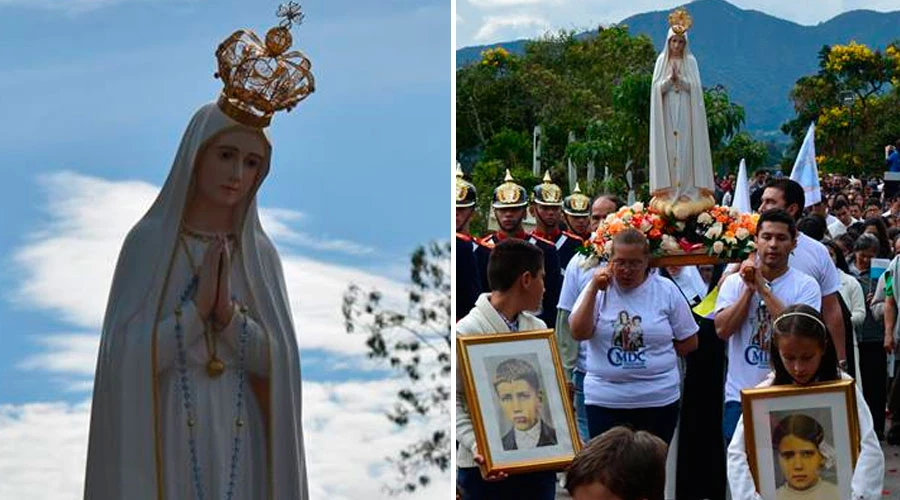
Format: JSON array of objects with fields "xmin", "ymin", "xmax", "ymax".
[{"xmin": 569, "ymin": 228, "xmax": 699, "ymax": 444}]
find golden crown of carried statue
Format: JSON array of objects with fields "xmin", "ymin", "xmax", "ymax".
[
  {"xmin": 215, "ymin": 1, "xmax": 315, "ymax": 128},
  {"xmin": 668, "ymin": 8, "xmax": 693, "ymax": 35}
]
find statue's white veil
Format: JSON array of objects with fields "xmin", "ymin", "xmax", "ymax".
[
  {"xmin": 84, "ymin": 103, "xmax": 307, "ymax": 499},
  {"xmin": 649, "ymin": 28, "xmax": 715, "ymax": 196}
]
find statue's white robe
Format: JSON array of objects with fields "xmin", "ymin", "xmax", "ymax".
[
  {"xmin": 649, "ymin": 29, "xmax": 715, "ymax": 200},
  {"xmin": 84, "ymin": 103, "xmax": 307, "ymax": 499}
]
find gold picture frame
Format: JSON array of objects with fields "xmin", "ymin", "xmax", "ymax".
[
  {"xmin": 457, "ymin": 328, "xmax": 581, "ymax": 476},
  {"xmin": 740, "ymin": 379, "xmax": 861, "ymax": 498}
]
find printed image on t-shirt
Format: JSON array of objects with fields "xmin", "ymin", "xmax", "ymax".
[
  {"xmin": 745, "ymin": 302, "xmax": 771, "ymax": 368},
  {"xmin": 608, "ymin": 310, "xmax": 647, "ymax": 370},
  {"xmin": 612, "ymin": 311, "xmax": 644, "ymax": 352}
]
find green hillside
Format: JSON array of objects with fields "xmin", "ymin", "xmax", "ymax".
[{"xmin": 456, "ymin": 0, "xmax": 900, "ymax": 134}]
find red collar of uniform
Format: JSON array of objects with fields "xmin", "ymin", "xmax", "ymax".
[
  {"xmin": 563, "ymin": 230, "xmax": 586, "ymax": 242},
  {"xmin": 532, "ymin": 228, "xmax": 561, "ymax": 241},
  {"xmin": 495, "ymin": 230, "xmax": 528, "ymax": 241}
]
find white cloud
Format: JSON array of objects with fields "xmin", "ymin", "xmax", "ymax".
[
  {"xmin": 0, "ymin": 379, "xmax": 449, "ymax": 499},
  {"xmin": 2, "ymin": 171, "xmax": 449, "ymax": 497},
  {"xmin": 259, "ymin": 208, "xmax": 376, "ymax": 256},
  {"xmin": 473, "ymin": 14, "xmax": 553, "ymax": 42},
  {"xmin": 457, "ymin": 0, "xmax": 900, "ymax": 48},
  {"xmin": 9, "ymin": 171, "xmax": 392, "ymax": 354},
  {"xmin": 17, "ymin": 334, "xmax": 98, "ymax": 377},
  {"xmin": 0, "ymin": 401, "xmax": 91, "ymax": 500},
  {"xmin": 729, "ymin": 0, "xmax": 898, "ymax": 26}
]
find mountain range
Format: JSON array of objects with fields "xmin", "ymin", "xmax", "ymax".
[{"xmin": 456, "ymin": 0, "xmax": 900, "ymax": 135}]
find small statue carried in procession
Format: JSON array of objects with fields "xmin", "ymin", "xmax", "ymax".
[
  {"xmin": 84, "ymin": 4, "xmax": 314, "ymax": 499},
  {"xmin": 648, "ymin": 7, "xmax": 716, "ymax": 221},
  {"xmin": 585, "ymin": 8, "xmax": 757, "ymax": 267}
]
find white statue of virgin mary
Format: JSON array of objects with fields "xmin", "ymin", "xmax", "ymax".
[
  {"xmin": 648, "ymin": 9, "xmax": 716, "ymax": 220},
  {"xmin": 84, "ymin": 9, "xmax": 314, "ymax": 500}
]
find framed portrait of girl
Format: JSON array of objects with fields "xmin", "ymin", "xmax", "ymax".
[{"xmin": 740, "ymin": 379, "xmax": 861, "ymax": 499}]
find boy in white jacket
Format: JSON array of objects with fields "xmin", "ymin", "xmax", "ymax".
[{"xmin": 456, "ymin": 239, "xmax": 556, "ymax": 499}]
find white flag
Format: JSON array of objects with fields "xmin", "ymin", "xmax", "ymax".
[
  {"xmin": 790, "ymin": 122, "xmax": 821, "ymax": 207},
  {"xmin": 731, "ymin": 158, "xmax": 751, "ymax": 214}
]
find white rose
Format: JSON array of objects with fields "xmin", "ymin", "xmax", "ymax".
[
  {"xmin": 632, "ymin": 202, "xmax": 645, "ymax": 213},
  {"xmin": 712, "ymin": 240, "xmax": 725, "ymax": 254},
  {"xmin": 697, "ymin": 212, "xmax": 713, "ymax": 225},
  {"xmin": 729, "ymin": 207, "xmax": 740, "ymax": 218},
  {"xmin": 661, "ymin": 235, "xmax": 680, "ymax": 253},
  {"xmin": 735, "ymin": 227, "xmax": 750, "ymax": 240},
  {"xmin": 604, "ymin": 241, "xmax": 615, "ymax": 256},
  {"xmin": 622, "ymin": 212, "xmax": 633, "ymax": 222},
  {"xmin": 704, "ymin": 223, "xmax": 722, "ymax": 239},
  {"xmin": 724, "ymin": 235, "xmax": 737, "ymax": 245},
  {"xmin": 675, "ymin": 221, "xmax": 686, "ymax": 232},
  {"xmin": 640, "ymin": 219, "xmax": 653, "ymax": 232}
]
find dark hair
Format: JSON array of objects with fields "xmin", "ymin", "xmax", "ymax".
[
  {"xmin": 565, "ymin": 426, "xmax": 667, "ymax": 500},
  {"xmin": 757, "ymin": 209, "xmax": 797, "ymax": 238},
  {"xmin": 831, "ymin": 199, "xmax": 849, "ymax": 212},
  {"xmin": 836, "ymin": 233, "xmax": 856, "ymax": 256},
  {"xmin": 888, "ymin": 227, "xmax": 900, "ymax": 246},
  {"xmin": 823, "ymin": 240, "xmax": 850, "ymax": 274},
  {"xmin": 846, "ymin": 221, "xmax": 864, "ymax": 240},
  {"xmin": 854, "ymin": 233, "xmax": 880, "ymax": 253},
  {"xmin": 765, "ymin": 179, "xmax": 805, "ymax": 220},
  {"xmin": 772, "ymin": 413, "xmax": 825, "ymax": 451},
  {"xmin": 797, "ymin": 215, "xmax": 826, "ymax": 241},
  {"xmin": 487, "ymin": 239, "xmax": 544, "ymax": 292},
  {"xmin": 866, "ymin": 197, "xmax": 882, "ymax": 209},
  {"xmin": 862, "ymin": 217, "xmax": 891, "ymax": 258},
  {"xmin": 770, "ymin": 305, "xmax": 840, "ymax": 385},
  {"xmin": 493, "ymin": 357, "xmax": 541, "ymax": 393}
]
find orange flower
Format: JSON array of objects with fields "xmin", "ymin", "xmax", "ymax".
[
  {"xmin": 649, "ymin": 228, "xmax": 662, "ymax": 239},
  {"xmin": 608, "ymin": 220, "xmax": 625, "ymax": 234}
]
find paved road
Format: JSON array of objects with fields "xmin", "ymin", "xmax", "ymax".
[{"xmin": 883, "ymin": 439, "xmax": 900, "ymax": 499}]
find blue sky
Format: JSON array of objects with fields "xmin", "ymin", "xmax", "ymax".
[{"xmin": 0, "ymin": 1, "xmax": 450, "ymax": 498}]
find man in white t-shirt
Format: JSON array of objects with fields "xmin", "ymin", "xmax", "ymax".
[
  {"xmin": 715, "ymin": 209, "xmax": 821, "ymax": 446},
  {"xmin": 556, "ymin": 194, "xmax": 619, "ymax": 442},
  {"xmin": 827, "ymin": 199, "xmax": 856, "ymax": 238},
  {"xmin": 758, "ymin": 178, "xmax": 846, "ymax": 364}
]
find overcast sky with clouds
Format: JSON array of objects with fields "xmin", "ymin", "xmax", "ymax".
[
  {"xmin": 457, "ymin": 0, "xmax": 900, "ymax": 48},
  {"xmin": 0, "ymin": 1, "xmax": 450, "ymax": 498}
]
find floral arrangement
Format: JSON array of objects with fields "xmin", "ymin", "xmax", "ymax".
[
  {"xmin": 694, "ymin": 206, "xmax": 759, "ymax": 259},
  {"xmin": 582, "ymin": 202, "xmax": 758, "ymax": 262}
]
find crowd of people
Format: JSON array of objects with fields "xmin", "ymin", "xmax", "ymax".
[{"xmin": 456, "ymin": 166, "xmax": 896, "ymax": 499}]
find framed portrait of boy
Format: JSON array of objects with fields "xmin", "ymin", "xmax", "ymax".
[
  {"xmin": 741, "ymin": 379, "xmax": 861, "ymax": 499},
  {"xmin": 457, "ymin": 329, "xmax": 581, "ymax": 476}
]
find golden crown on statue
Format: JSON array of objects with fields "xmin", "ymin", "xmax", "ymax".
[
  {"xmin": 214, "ymin": 2, "xmax": 315, "ymax": 128},
  {"xmin": 668, "ymin": 8, "xmax": 693, "ymax": 35}
]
